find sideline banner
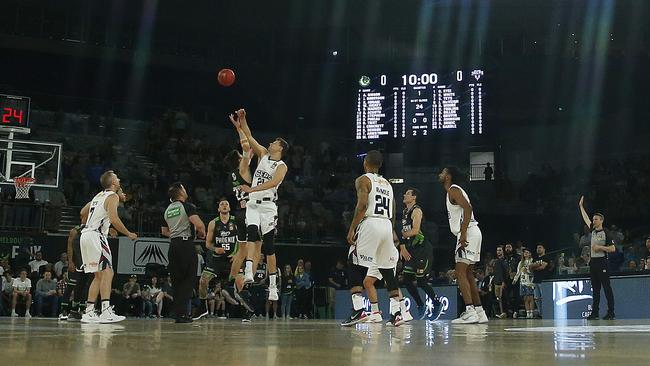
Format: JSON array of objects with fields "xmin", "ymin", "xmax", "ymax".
[{"xmin": 117, "ymin": 237, "xmax": 170, "ymax": 275}]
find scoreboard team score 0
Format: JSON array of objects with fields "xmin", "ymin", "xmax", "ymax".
[{"xmin": 355, "ymin": 69, "xmax": 485, "ymax": 141}]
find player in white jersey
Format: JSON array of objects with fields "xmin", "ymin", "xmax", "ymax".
[
  {"xmin": 233, "ymin": 109, "xmax": 288, "ymax": 304},
  {"xmin": 79, "ymin": 170, "xmax": 137, "ymax": 323},
  {"xmin": 438, "ymin": 167, "xmax": 487, "ymax": 324},
  {"xmin": 341, "ymin": 150, "xmax": 405, "ymax": 327}
]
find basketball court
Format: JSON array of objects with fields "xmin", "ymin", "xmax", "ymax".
[{"xmin": 1, "ymin": 318, "xmax": 648, "ymax": 365}]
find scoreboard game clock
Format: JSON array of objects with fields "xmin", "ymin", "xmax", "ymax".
[
  {"xmin": 355, "ymin": 70, "xmax": 486, "ymax": 141},
  {"xmin": 0, "ymin": 94, "xmax": 31, "ymax": 131}
]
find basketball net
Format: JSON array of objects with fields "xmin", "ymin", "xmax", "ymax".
[{"xmin": 13, "ymin": 177, "xmax": 35, "ymax": 199}]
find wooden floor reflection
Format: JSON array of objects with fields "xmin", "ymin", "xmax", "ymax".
[{"xmin": 2, "ymin": 317, "xmax": 648, "ymax": 365}]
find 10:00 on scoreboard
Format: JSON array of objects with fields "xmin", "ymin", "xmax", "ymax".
[{"xmin": 355, "ymin": 70, "xmax": 485, "ymax": 141}]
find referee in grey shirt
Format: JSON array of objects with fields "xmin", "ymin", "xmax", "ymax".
[
  {"xmin": 162, "ymin": 183, "xmax": 206, "ymax": 323},
  {"xmin": 579, "ymin": 196, "xmax": 616, "ymax": 320}
]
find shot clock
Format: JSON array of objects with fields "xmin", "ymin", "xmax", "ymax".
[
  {"xmin": 0, "ymin": 94, "xmax": 31, "ymax": 130},
  {"xmin": 355, "ymin": 70, "xmax": 485, "ymax": 141}
]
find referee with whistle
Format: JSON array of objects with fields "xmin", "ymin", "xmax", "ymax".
[{"xmin": 162, "ymin": 183, "xmax": 206, "ymax": 323}]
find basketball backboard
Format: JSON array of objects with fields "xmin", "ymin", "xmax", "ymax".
[{"xmin": 0, "ymin": 136, "xmax": 62, "ymax": 188}]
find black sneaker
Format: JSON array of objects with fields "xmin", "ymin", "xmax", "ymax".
[
  {"xmin": 242, "ymin": 310, "xmax": 253, "ymax": 323},
  {"xmin": 192, "ymin": 302, "xmax": 209, "ymax": 321},
  {"xmin": 603, "ymin": 312, "xmax": 615, "ymax": 320},
  {"xmin": 431, "ymin": 298, "xmax": 444, "ymax": 321},
  {"xmin": 340, "ymin": 308, "xmax": 367, "ymax": 327},
  {"xmin": 175, "ymin": 315, "xmax": 193, "ymax": 324},
  {"xmin": 586, "ymin": 312, "xmax": 599, "ymax": 320},
  {"xmin": 67, "ymin": 310, "xmax": 82, "ymax": 322}
]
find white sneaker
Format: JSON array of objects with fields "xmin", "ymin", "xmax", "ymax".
[
  {"xmin": 244, "ymin": 270, "xmax": 254, "ymax": 284},
  {"xmin": 59, "ymin": 313, "xmax": 68, "ymax": 321},
  {"xmin": 11, "ymin": 311, "xmax": 18, "ymax": 317},
  {"xmin": 99, "ymin": 306, "xmax": 126, "ymax": 324},
  {"xmin": 81, "ymin": 311, "xmax": 101, "ymax": 323},
  {"xmin": 268, "ymin": 287, "xmax": 279, "ymax": 301},
  {"xmin": 367, "ymin": 311, "xmax": 383, "ymax": 323},
  {"xmin": 402, "ymin": 309, "xmax": 414, "ymax": 323},
  {"xmin": 451, "ymin": 309, "xmax": 479, "ymax": 324},
  {"xmin": 24, "ymin": 311, "xmax": 32, "ymax": 319},
  {"xmin": 476, "ymin": 309, "xmax": 489, "ymax": 324}
]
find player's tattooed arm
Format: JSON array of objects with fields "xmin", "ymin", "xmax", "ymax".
[{"xmin": 347, "ymin": 176, "xmax": 370, "ymax": 246}]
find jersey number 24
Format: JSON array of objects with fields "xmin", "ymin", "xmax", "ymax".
[{"xmin": 374, "ymin": 195, "xmax": 391, "ymax": 217}]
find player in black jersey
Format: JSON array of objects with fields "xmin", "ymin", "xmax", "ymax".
[
  {"xmin": 399, "ymin": 188, "xmax": 443, "ymax": 320},
  {"xmin": 224, "ymin": 114, "xmax": 253, "ymax": 291},
  {"xmin": 194, "ymin": 198, "xmax": 251, "ymax": 320}
]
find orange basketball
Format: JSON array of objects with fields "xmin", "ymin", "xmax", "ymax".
[{"xmin": 217, "ymin": 68, "xmax": 236, "ymax": 87}]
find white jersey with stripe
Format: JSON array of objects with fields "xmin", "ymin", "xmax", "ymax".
[
  {"xmin": 82, "ymin": 190, "xmax": 116, "ymax": 236},
  {"xmin": 250, "ymin": 154, "xmax": 285, "ymax": 201},
  {"xmin": 363, "ymin": 173, "xmax": 394, "ymax": 220},
  {"xmin": 446, "ymin": 184, "xmax": 479, "ymax": 236}
]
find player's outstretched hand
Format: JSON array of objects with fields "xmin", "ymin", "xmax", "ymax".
[
  {"xmin": 128, "ymin": 232, "xmax": 138, "ymax": 241},
  {"xmin": 229, "ymin": 113, "xmax": 241, "ymax": 129},
  {"xmin": 236, "ymin": 109, "xmax": 247, "ymax": 124}
]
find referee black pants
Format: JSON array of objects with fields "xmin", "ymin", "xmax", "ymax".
[
  {"xmin": 168, "ymin": 237, "xmax": 197, "ymax": 319},
  {"xmin": 590, "ymin": 257, "xmax": 614, "ymax": 313}
]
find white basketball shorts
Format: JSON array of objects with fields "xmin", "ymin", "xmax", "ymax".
[
  {"xmin": 349, "ymin": 217, "xmax": 398, "ymax": 270},
  {"xmin": 80, "ymin": 231, "xmax": 113, "ymax": 273},
  {"xmin": 454, "ymin": 225, "xmax": 483, "ymax": 265},
  {"xmin": 245, "ymin": 201, "xmax": 278, "ymax": 237}
]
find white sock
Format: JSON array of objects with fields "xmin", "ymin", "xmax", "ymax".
[
  {"xmin": 465, "ymin": 305, "xmax": 475, "ymax": 313},
  {"xmin": 245, "ymin": 260, "xmax": 253, "ymax": 276},
  {"xmin": 86, "ymin": 302, "xmax": 95, "ymax": 314},
  {"xmin": 352, "ymin": 293, "xmax": 365, "ymax": 311},
  {"xmin": 475, "ymin": 305, "xmax": 484, "ymax": 313},
  {"xmin": 370, "ymin": 302, "xmax": 379, "ymax": 313},
  {"xmin": 390, "ymin": 297, "xmax": 400, "ymax": 315},
  {"xmin": 269, "ymin": 273, "xmax": 277, "ymax": 288},
  {"xmin": 101, "ymin": 300, "xmax": 110, "ymax": 312}
]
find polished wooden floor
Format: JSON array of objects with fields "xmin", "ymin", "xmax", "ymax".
[{"xmin": 2, "ymin": 317, "xmax": 649, "ymax": 365}]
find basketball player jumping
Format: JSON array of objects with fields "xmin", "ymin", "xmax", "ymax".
[
  {"xmin": 80, "ymin": 171, "xmax": 137, "ymax": 323},
  {"xmin": 341, "ymin": 151, "xmax": 404, "ymax": 327},
  {"xmin": 235, "ymin": 109, "xmax": 289, "ymax": 304},
  {"xmin": 224, "ymin": 114, "xmax": 254, "ymax": 292},
  {"xmin": 438, "ymin": 167, "xmax": 488, "ymax": 324}
]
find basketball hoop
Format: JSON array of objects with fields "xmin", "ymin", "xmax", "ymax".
[{"xmin": 13, "ymin": 177, "xmax": 35, "ymax": 199}]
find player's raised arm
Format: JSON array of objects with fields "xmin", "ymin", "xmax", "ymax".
[
  {"xmin": 233, "ymin": 122, "xmax": 253, "ymax": 182},
  {"xmin": 235, "ymin": 109, "xmax": 268, "ymax": 158},
  {"xmin": 578, "ymin": 196, "xmax": 592, "ymax": 228},
  {"xmin": 347, "ymin": 176, "xmax": 371, "ymax": 246},
  {"xmin": 105, "ymin": 194, "xmax": 137, "ymax": 240}
]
